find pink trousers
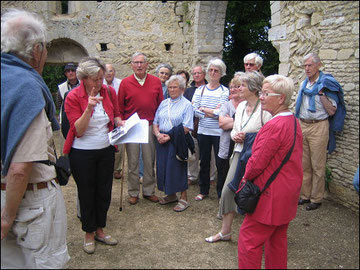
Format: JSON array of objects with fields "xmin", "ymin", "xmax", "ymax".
[{"xmin": 238, "ymin": 215, "xmax": 289, "ymax": 269}]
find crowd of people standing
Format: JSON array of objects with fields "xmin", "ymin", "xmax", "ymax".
[{"xmin": 1, "ymin": 8, "xmax": 347, "ymax": 270}]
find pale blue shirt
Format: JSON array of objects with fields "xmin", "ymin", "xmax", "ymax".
[{"xmin": 154, "ymin": 95, "xmax": 193, "ymax": 132}]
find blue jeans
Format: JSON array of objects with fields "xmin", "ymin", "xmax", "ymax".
[{"xmin": 197, "ymin": 134, "xmax": 220, "ymax": 195}]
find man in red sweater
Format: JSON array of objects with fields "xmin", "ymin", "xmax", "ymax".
[{"xmin": 118, "ymin": 52, "xmax": 163, "ymax": 205}]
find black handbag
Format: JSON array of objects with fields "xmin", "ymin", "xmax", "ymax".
[
  {"xmin": 53, "ymin": 156, "xmax": 71, "ymax": 185},
  {"xmin": 234, "ymin": 179, "xmax": 261, "ymax": 213},
  {"xmin": 234, "ymin": 116, "xmax": 297, "ymax": 213},
  {"xmin": 37, "ymin": 155, "xmax": 71, "ymax": 186},
  {"xmin": 37, "ymin": 140, "xmax": 71, "ymax": 186}
]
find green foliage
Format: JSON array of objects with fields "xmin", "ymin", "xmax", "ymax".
[
  {"xmin": 325, "ymin": 164, "xmax": 332, "ymax": 191},
  {"xmin": 221, "ymin": 1, "xmax": 279, "ymax": 86},
  {"xmin": 42, "ymin": 64, "xmax": 66, "ymax": 112}
]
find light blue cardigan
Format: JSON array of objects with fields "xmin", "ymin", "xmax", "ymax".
[{"xmin": 1, "ymin": 53, "xmax": 59, "ymax": 176}]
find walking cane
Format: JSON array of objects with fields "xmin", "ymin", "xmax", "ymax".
[{"xmin": 119, "ymin": 144, "xmax": 126, "ymax": 211}]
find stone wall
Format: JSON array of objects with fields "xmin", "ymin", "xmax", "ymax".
[
  {"xmin": 1, "ymin": 1, "xmax": 227, "ymax": 80},
  {"xmin": 269, "ymin": 1, "xmax": 359, "ymax": 211}
]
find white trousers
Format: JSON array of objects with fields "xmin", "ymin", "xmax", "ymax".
[{"xmin": 1, "ymin": 180, "xmax": 70, "ymax": 269}]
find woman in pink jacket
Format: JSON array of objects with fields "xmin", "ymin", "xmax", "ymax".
[{"xmin": 237, "ymin": 75, "xmax": 303, "ymax": 269}]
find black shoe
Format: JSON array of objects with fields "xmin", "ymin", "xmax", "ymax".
[
  {"xmin": 298, "ymin": 199, "xmax": 310, "ymax": 205},
  {"xmin": 306, "ymin": 202, "xmax": 322, "ymax": 211}
]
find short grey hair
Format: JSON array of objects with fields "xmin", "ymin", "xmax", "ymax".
[
  {"xmin": 304, "ymin": 52, "xmax": 321, "ymax": 64},
  {"xmin": 105, "ymin": 63, "xmax": 115, "ymax": 73},
  {"xmin": 76, "ymin": 57, "xmax": 106, "ymax": 80},
  {"xmin": 206, "ymin": 58, "xmax": 227, "ymax": 77},
  {"xmin": 165, "ymin": 75, "xmax": 186, "ymax": 90},
  {"xmin": 237, "ymin": 71, "xmax": 265, "ymax": 96},
  {"xmin": 262, "ymin": 74, "xmax": 294, "ymax": 106},
  {"xmin": 234, "ymin": 71, "xmax": 245, "ymax": 77},
  {"xmin": 192, "ymin": 65, "xmax": 206, "ymax": 75},
  {"xmin": 131, "ymin": 52, "xmax": 148, "ymax": 63},
  {"xmin": 244, "ymin": 53, "xmax": 263, "ymax": 68},
  {"xmin": 1, "ymin": 8, "xmax": 47, "ymax": 61},
  {"xmin": 155, "ymin": 63, "xmax": 173, "ymax": 76}
]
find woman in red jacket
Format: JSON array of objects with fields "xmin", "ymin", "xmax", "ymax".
[
  {"xmin": 237, "ymin": 75, "xmax": 303, "ymax": 269},
  {"xmin": 64, "ymin": 57, "xmax": 122, "ymax": 254}
]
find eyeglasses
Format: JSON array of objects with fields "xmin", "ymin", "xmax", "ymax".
[
  {"xmin": 132, "ymin": 61, "xmax": 146, "ymax": 65},
  {"xmin": 159, "ymin": 71, "xmax": 170, "ymax": 76},
  {"xmin": 259, "ymin": 92, "xmax": 282, "ymax": 97},
  {"xmin": 244, "ymin": 63, "xmax": 255, "ymax": 67},
  {"xmin": 209, "ymin": 68, "xmax": 219, "ymax": 73},
  {"xmin": 192, "ymin": 72, "xmax": 203, "ymax": 76},
  {"xmin": 229, "ymin": 86, "xmax": 240, "ymax": 90},
  {"xmin": 65, "ymin": 69, "xmax": 76, "ymax": 73}
]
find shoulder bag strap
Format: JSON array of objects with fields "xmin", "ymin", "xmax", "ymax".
[{"xmin": 260, "ymin": 115, "xmax": 297, "ymax": 193}]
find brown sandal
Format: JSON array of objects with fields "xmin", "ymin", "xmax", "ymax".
[{"xmin": 159, "ymin": 194, "xmax": 178, "ymax": 205}]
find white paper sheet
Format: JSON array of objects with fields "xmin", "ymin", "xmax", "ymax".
[{"xmin": 108, "ymin": 113, "xmax": 149, "ymax": 144}]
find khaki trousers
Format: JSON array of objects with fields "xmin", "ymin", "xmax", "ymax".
[
  {"xmin": 126, "ymin": 125, "xmax": 156, "ymax": 197},
  {"xmin": 114, "ymin": 145, "xmax": 123, "ymax": 172},
  {"xmin": 300, "ymin": 120, "xmax": 329, "ymax": 203}
]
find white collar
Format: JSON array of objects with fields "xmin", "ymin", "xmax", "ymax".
[{"xmin": 271, "ymin": 111, "xmax": 293, "ymax": 120}]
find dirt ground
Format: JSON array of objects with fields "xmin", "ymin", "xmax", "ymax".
[{"xmin": 55, "ymin": 131, "xmax": 359, "ymax": 269}]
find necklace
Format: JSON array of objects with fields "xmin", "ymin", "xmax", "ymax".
[
  {"xmin": 240, "ymin": 99, "xmax": 260, "ymax": 131},
  {"xmin": 169, "ymin": 96, "xmax": 182, "ymax": 104}
]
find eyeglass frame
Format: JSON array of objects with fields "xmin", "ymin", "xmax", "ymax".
[{"xmin": 259, "ymin": 92, "xmax": 282, "ymax": 97}]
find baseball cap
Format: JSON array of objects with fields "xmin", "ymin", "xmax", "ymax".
[{"xmin": 64, "ymin": 63, "xmax": 77, "ymax": 72}]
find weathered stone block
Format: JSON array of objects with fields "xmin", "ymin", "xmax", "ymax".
[
  {"xmin": 337, "ymin": 49, "xmax": 354, "ymax": 60},
  {"xmin": 319, "ymin": 49, "xmax": 337, "ymax": 60},
  {"xmin": 268, "ymin": 25, "xmax": 286, "ymax": 41},
  {"xmin": 311, "ymin": 12, "xmax": 323, "ymax": 25},
  {"xmin": 279, "ymin": 41, "xmax": 290, "ymax": 62}
]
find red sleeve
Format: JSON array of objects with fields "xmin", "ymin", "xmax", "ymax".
[
  {"xmin": 117, "ymin": 78, "xmax": 126, "ymax": 119},
  {"xmin": 108, "ymin": 85, "xmax": 120, "ymax": 119},
  {"xmin": 64, "ymin": 88, "xmax": 86, "ymax": 138}
]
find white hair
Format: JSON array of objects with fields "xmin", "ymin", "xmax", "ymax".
[
  {"xmin": 155, "ymin": 63, "xmax": 173, "ymax": 76},
  {"xmin": 1, "ymin": 8, "xmax": 47, "ymax": 60},
  {"xmin": 263, "ymin": 74, "xmax": 294, "ymax": 106},
  {"xmin": 206, "ymin": 58, "xmax": 227, "ymax": 77},
  {"xmin": 244, "ymin": 53, "xmax": 263, "ymax": 67},
  {"xmin": 165, "ymin": 75, "xmax": 186, "ymax": 89},
  {"xmin": 131, "ymin": 52, "xmax": 148, "ymax": 63},
  {"xmin": 304, "ymin": 52, "xmax": 321, "ymax": 64},
  {"xmin": 77, "ymin": 57, "xmax": 106, "ymax": 80}
]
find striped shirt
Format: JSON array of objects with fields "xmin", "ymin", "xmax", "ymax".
[
  {"xmin": 192, "ymin": 84, "xmax": 229, "ymax": 136},
  {"xmin": 154, "ymin": 96, "xmax": 194, "ymax": 133}
]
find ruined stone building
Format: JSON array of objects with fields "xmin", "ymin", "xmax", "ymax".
[{"xmin": 1, "ymin": 1, "xmax": 358, "ymax": 211}]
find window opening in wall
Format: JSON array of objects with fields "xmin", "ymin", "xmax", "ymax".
[
  {"xmin": 100, "ymin": 43, "xmax": 108, "ymax": 51},
  {"xmin": 165, "ymin": 43, "xmax": 172, "ymax": 51},
  {"xmin": 162, "ymin": 1, "xmax": 167, "ymax": 3},
  {"xmin": 61, "ymin": 1, "xmax": 68, "ymax": 14}
]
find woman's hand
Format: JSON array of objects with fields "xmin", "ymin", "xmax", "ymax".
[
  {"xmin": 233, "ymin": 132, "xmax": 245, "ymax": 143},
  {"xmin": 87, "ymin": 87, "xmax": 103, "ymax": 111},
  {"xmin": 157, "ymin": 133, "xmax": 171, "ymax": 144},
  {"xmin": 114, "ymin": 117, "xmax": 125, "ymax": 127}
]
